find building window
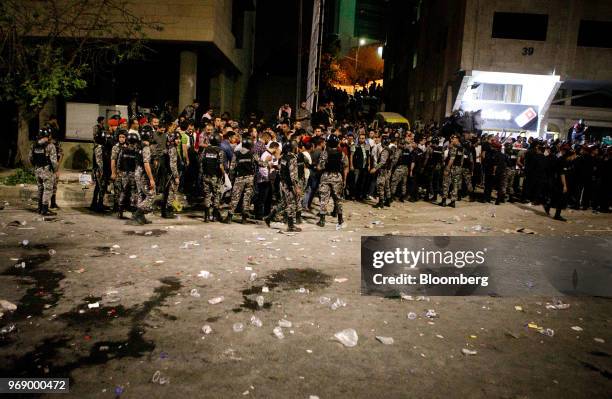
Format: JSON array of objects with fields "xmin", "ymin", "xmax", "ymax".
[
  {"xmin": 578, "ymin": 20, "xmax": 612, "ymax": 48},
  {"xmin": 491, "ymin": 12, "xmax": 548, "ymax": 41},
  {"xmin": 475, "ymin": 83, "xmax": 522, "ymax": 103}
]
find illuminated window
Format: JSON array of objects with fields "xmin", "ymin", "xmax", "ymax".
[{"xmin": 475, "ymin": 84, "xmax": 522, "ymax": 103}]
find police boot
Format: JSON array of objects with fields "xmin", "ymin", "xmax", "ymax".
[
  {"xmin": 384, "ymin": 198, "xmax": 391, "ymax": 207},
  {"xmin": 161, "ymin": 207, "xmax": 176, "ymax": 219},
  {"xmin": 287, "ymin": 218, "xmax": 302, "ymax": 232},
  {"xmin": 316, "ymin": 214, "xmax": 325, "ymax": 227},
  {"xmin": 399, "ymin": 196, "xmax": 405, "ymax": 203},
  {"xmin": 118, "ymin": 207, "xmax": 128, "ymax": 220},
  {"xmin": 141, "ymin": 211, "xmax": 152, "ymax": 224},
  {"xmin": 544, "ymin": 203, "xmax": 551, "ymax": 216},
  {"xmin": 223, "ymin": 212, "xmax": 233, "ymax": 224},
  {"xmin": 203, "ymin": 207, "xmax": 210, "ymax": 223},
  {"xmin": 241, "ymin": 212, "xmax": 248, "ymax": 224},
  {"xmin": 37, "ymin": 197, "xmax": 43, "ymax": 214},
  {"xmin": 331, "ymin": 205, "xmax": 337, "ymax": 218},
  {"xmin": 430, "ymin": 193, "xmax": 438, "ymax": 203},
  {"xmin": 373, "ymin": 199, "xmax": 384, "ymax": 209},
  {"xmin": 469, "ymin": 193, "xmax": 476, "ymax": 202},
  {"xmin": 50, "ymin": 195, "xmax": 59, "ymax": 209},
  {"xmin": 448, "ymin": 200, "xmax": 456, "ymax": 208},
  {"xmin": 264, "ymin": 211, "xmax": 275, "ymax": 227},
  {"xmin": 212, "ymin": 208, "xmax": 221, "ymax": 222},
  {"xmin": 337, "ymin": 213, "xmax": 344, "ymax": 226},
  {"xmin": 296, "ymin": 211, "xmax": 303, "ymax": 225},
  {"xmin": 553, "ymin": 209, "xmax": 566, "ymax": 222},
  {"xmin": 41, "ymin": 204, "xmax": 56, "ymax": 216},
  {"xmin": 438, "ymin": 198, "xmax": 447, "ymax": 207}
]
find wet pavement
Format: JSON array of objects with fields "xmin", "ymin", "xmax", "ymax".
[{"xmin": 0, "ymin": 198, "xmax": 610, "ymax": 398}]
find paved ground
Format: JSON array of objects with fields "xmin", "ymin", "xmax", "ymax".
[{"xmin": 0, "ymin": 191, "xmax": 611, "ymax": 398}]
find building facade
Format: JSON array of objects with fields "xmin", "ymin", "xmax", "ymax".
[{"xmin": 384, "ymin": 0, "xmax": 612, "ymax": 138}]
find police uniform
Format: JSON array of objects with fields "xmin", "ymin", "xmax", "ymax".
[
  {"xmin": 390, "ymin": 144, "xmax": 411, "ymax": 199},
  {"xmin": 200, "ymin": 145, "xmax": 225, "ymax": 220},
  {"xmin": 504, "ymin": 146, "xmax": 519, "ymax": 201},
  {"xmin": 317, "ymin": 147, "xmax": 348, "ymax": 224},
  {"xmin": 374, "ymin": 146, "xmax": 392, "ymax": 207},
  {"xmin": 91, "ymin": 130, "xmax": 111, "ymax": 211},
  {"xmin": 427, "ymin": 142, "xmax": 445, "ymax": 202},
  {"xmin": 135, "ymin": 142, "xmax": 155, "ymax": 219},
  {"xmin": 29, "ymin": 136, "xmax": 58, "ymax": 215},
  {"xmin": 268, "ymin": 151, "xmax": 301, "ymax": 229},
  {"xmin": 161, "ymin": 136, "xmax": 181, "ymax": 218},
  {"xmin": 227, "ymin": 148, "xmax": 259, "ymax": 221},
  {"xmin": 460, "ymin": 143, "xmax": 474, "ymax": 199},
  {"xmin": 111, "ymin": 142, "xmax": 126, "ymax": 212},
  {"xmin": 117, "ymin": 143, "xmax": 138, "ymax": 214},
  {"xmin": 441, "ymin": 145, "xmax": 464, "ymax": 205}
]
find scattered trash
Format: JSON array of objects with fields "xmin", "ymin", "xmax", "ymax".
[
  {"xmin": 330, "ymin": 298, "xmax": 347, "ymax": 310},
  {"xmin": 278, "ymin": 319, "xmax": 292, "ymax": 328},
  {"xmin": 1, "ymin": 324, "xmax": 16, "ymax": 334},
  {"xmin": 461, "ymin": 348, "xmax": 477, "ymax": 356},
  {"xmin": 190, "ymin": 289, "xmax": 201, "ymax": 298},
  {"xmin": 334, "ymin": 277, "xmax": 348, "ymax": 283},
  {"xmin": 319, "ymin": 296, "xmax": 331, "ymax": 305},
  {"xmin": 504, "ymin": 331, "xmax": 520, "ymax": 339},
  {"xmin": 594, "ymin": 338, "xmax": 605, "ymax": 343},
  {"xmin": 309, "ymin": 396, "xmax": 320, "ymax": 399},
  {"xmin": 21, "ymin": 240, "xmax": 29, "ymax": 247},
  {"xmin": 273, "ymin": 327, "xmax": 285, "ymax": 339},
  {"xmin": 250, "ymin": 315, "xmax": 263, "ymax": 328},
  {"xmin": 542, "ymin": 328, "xmax": 555, "ymax": 337},
  {"xmin": 256, "ymin": 295, "xmax": 265, "ymax": 308},
  {"xmin": 297, "ymin": 287, "xmax": 309, "ymax": 294},
  {"xmin": 400, "ymin": 293, "xmax": 414, "ymax": 301},
  {"xmin": 425, "ymin": 309, "xmax": 438, "ymax": 319},
  {"xmin": 546, "ymin": 300, "xmax": 570, "ymax": 310},
  {"xmin": 208, "ymin": 296, "xmax": 224, "ymax": 304},
  {"xmin": 180, "ymin": 241, "xmax": 200, "ymax": 249},
  {"xmin": 0, "ymin": 300, "xmax": 17, "ymax": 312},
  {"xmin": 407, "ymin": 312, "xmax": 417, "ymax": 320},
  {"xmin": 514, "ymin": 305, "xmax": 523, "ymax": 312},
  {"xmin": 48, "ymin": 249, "xmax": 56, "ymax": 256},
  {"xmin": 376, "ymin": 336, "xmax": 394, "ymax": 345},
  {"xmin": 112, "ymin": 244, "xmax": 120, "ymax": 249},
  {"xmin": 471, "ymin": 225, "xmax": 492, "ymax": 233},
  {"xmin": 571, "ymin": 326, "xmax": 583, "ymax": 332},
  {"xmin": 99, "ymin": 346, "xmax": 109, "ymax": 351},
  {"xmin": 250, "ymin": 273, "xmax": 257, "ymax": 282},
  {"xmin": 516, "ymin": 227, "xmax": 536, "ymax": 234},
  {"xmin": 198, "ymin": 270, "xmax": 211, "ymax": 279},
  {"xmin": 334, "ymin": 328, "xmax": 358, "ymax": 347},
  {"xmin": 128, "ymin": 255, "xmax": 137, "ymax": 259},
  {"xmin": 371, "ymin": 220, "xmax": 383, "ymax": 225},
  {"xmin": 416, "ymin": 296, "xmax": 430, "ymax": 302},
  {"xmin": 87, "ymin": 302, "xmax": 100, "ymax": 309},
  {"xmin": 261, "ymin": 286, "xmax": 269, "ymax": 293},
  {"xmin": 151, "ymin": 370, "xmax": 170, "ymax": 385},
  {"xmin": 201, "ymin": 325, "xmax": 212, "ymax": 334},
  {"xmin": 151, "ymin": 244, "xmax": 159, "ymax": 249},
  {"xmin": 233, "ymin": 323, "xmax": 245, "ymax": 332}
]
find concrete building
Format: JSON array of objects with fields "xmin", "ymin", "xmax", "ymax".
[{"xmin": 383, "ymin": 0, "xmax": 612, "ymax": 139}]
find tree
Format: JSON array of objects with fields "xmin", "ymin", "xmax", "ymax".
[{"xmin": 0, "ymin": 0, "xmax": 163, "ymax": 166}]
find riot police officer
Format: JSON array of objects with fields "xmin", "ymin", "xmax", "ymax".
[
  {"xmin": 316, "ymin": 134, "xmax": 348, "ymax": 227},
  {"xmin": 200, "ymin": 133, "xmax": 225, "ymax": 222},
  {"xmin": 29, "ymin": 128, "xmax": 58, "ymax": 216}
]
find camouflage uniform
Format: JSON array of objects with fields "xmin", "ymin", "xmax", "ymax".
[
  {"xmin": 391, "ymin": 146, "xmax": 411, "ymax": 197},
  {"xmin": 29, "ymin": 140, "xmax": 58, "ymax": 206},
  {"xmin": 200, "ymin": 146, "xmax": 225, "ymax": 209},
  {"xmin": 92, "ymin": 142, "xmax": 108, "ymax": 208},
  {"xmin": 271, "ymin": 152, "xmax": 300, "ymax": 219},
  {"xmin": 117, "ymin": 144, "xmax": 138, "ymax": 209},
  {"xmin": 51, "ymin": 140, "xmax": 62, "ymax": 197},
  {"xmin": 504, "ymin": 148, "xmax": 519, "ymax": 200},
  {"xmin": 135, "ymin": 144, "xmax": 154, "ymax": 213},
  {"xmin": 111, "ymin": 143, "xmax": 126, "ymax": 209},
  {"xmin": 375, "ymin": 147, "xmax": 392, "ymax": 201},
  {"xmin": 165, "ymin": 145, "xmax": 180, "ymax": 208},
  {"xmin": 318, "ymin": 148, "xmax": 348, "ymax": 215},
  {"xmin": 442, "ymin": 146, "xmax": 464, "ymax": 202},
  {"xmin": 460, "ymin": 145, "xmax": 474, "ymax": 194},
  {"xmin": 427, "ymin": 144, "xmax": 445, "ymax": 199},
  {"xmin": 228, "ymin": 148, "xmax": 259, "ymax": 214}
]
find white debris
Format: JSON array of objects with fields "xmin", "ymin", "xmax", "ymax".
[
  {"xmin": 112, "ymin": 244, "xmax": 120, "ymax": 249},
  {"xmin": 461, "ymin": 348, "xmax": 478, "ymax": 356},
  {"xmin": 48, "ymin": 249, "xmax": 56, "ymax": 256},
  {"xmin": 334, "ymin": 277, "xmax": 348, "ymax": 283},
  {"xmin": 208, "ymin": 296, "xmax": 224, "ymax": 304},
  {"xmin": 250, "ymin": 315, "xmax": 263, "ymax": 328},
  {"xmin": 261, "ymin": 286, "xmax": 269, "ymax": 293},
  {"xmin": 319, "ymin": 296, "xmax": 331, "ymax": 305},
  {"xmin": 190, "ymin": 289, "xmax": 201, "ymax": 298},
  {"xmin": 256, "ymin": 295, "xmax": 265, "ymax": 308},
  {"xmin": 571, "ymin": 326, "xmax": 583, "ymax": 332},
  {"xmin": 198, "ymin": 270, "xmax": 211, "ymax": 279},
  {"xmin": 407, "ymin": 312, "xmax": 417, "ymax": 320},
  {"xmin": 128, "ymin": 255, "xmax": 137, "ymax": 259},
  {"xmin": 233, "ymin": 323, "xmax": 245, "ymax": 332},
  {"xmin": 273, "ymin": 327, "xmax": 285, "ymax": 339},
  {"xmin": 201, "ymin": 325, "xmax": 213, "ymax": 334},
  {"xmin": 334, "ymin": 328, "xmax": 358, "ymax": 347},
  {"xmin": 425, "ymin": 309, "xmax": 438, "ymax": 319},
  {"xmin": 376, "ymin": 336, "xmax": 394, "ymax": 345},
  {"xmin": 594, "ymin": 338, "xmax": 605, "ymax": 343},
  {"xmin": 330, "ymin": 298, "xmax": 347, "ymax": 310},
  {"xmin": 87, "ymin": 302, "xmax": 100, "ymax": 309},
  {"xmin": 0, "ymin": 300, "xmax": 17, "ymax": 312},
  {"xmin": 250, "ymin": 273, "xmax": 257, "ymax": 282},
  {"xmin": 278, "ymin": 319, "xmax": 292, "ymax": 328},
  {"xmin": 400, "ymin": 293, "xmax": 414, "ymax": 301}
]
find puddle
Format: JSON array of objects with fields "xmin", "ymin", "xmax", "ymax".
[{"xmin": 123, "ymin": 229, "xmax": 167, "ymax": 237}]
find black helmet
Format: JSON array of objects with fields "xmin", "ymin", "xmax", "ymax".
[
  {"xmin": 117, "ymin": 128, "xmax": 128, "ymax": 138},
  {"xmin": 140, "ymin": 125, "xmax": 153, "ymax": 142},
  {"xmin": 326, "ymin": 134, "xmax": 340, "ymax": 148},
  {"xmin": 242, "ymin": 137, "xmax": 253, "ymax": 149},
  {"xmin": 210, "ymin": 133, "xmax": 221, "ymax": 146},
  {"xmin": 127, "ymin": 132, "xmax": 140, "ymax": 145},
  {"xmin": 381, "ymin": 136, "xmax": 391, "ymax": 146},
  {"xmin": 282, "ymin": 141, "xmax": 296, "ymax": 154},
  {"xmin": 37, "ymin": 128, "xmax": 51, "ymax": 139}
]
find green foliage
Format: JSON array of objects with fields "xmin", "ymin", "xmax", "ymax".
[{"xmin": 0, "ymin": 168, "xmax": 37, "ymax": 186}]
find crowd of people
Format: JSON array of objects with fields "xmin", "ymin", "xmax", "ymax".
[{"xmin": 28, "ymin": 97, "xmax": 612, "ymax": 230}]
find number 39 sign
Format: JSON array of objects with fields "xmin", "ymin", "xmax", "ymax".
[{"xmin": 522, "ymin": 47, "xmax": 534, "ymax": 56}]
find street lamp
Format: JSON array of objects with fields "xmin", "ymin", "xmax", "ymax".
[{"xmin": 355, "ymin": 38, "xmax": 366, "ymax": 87}]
